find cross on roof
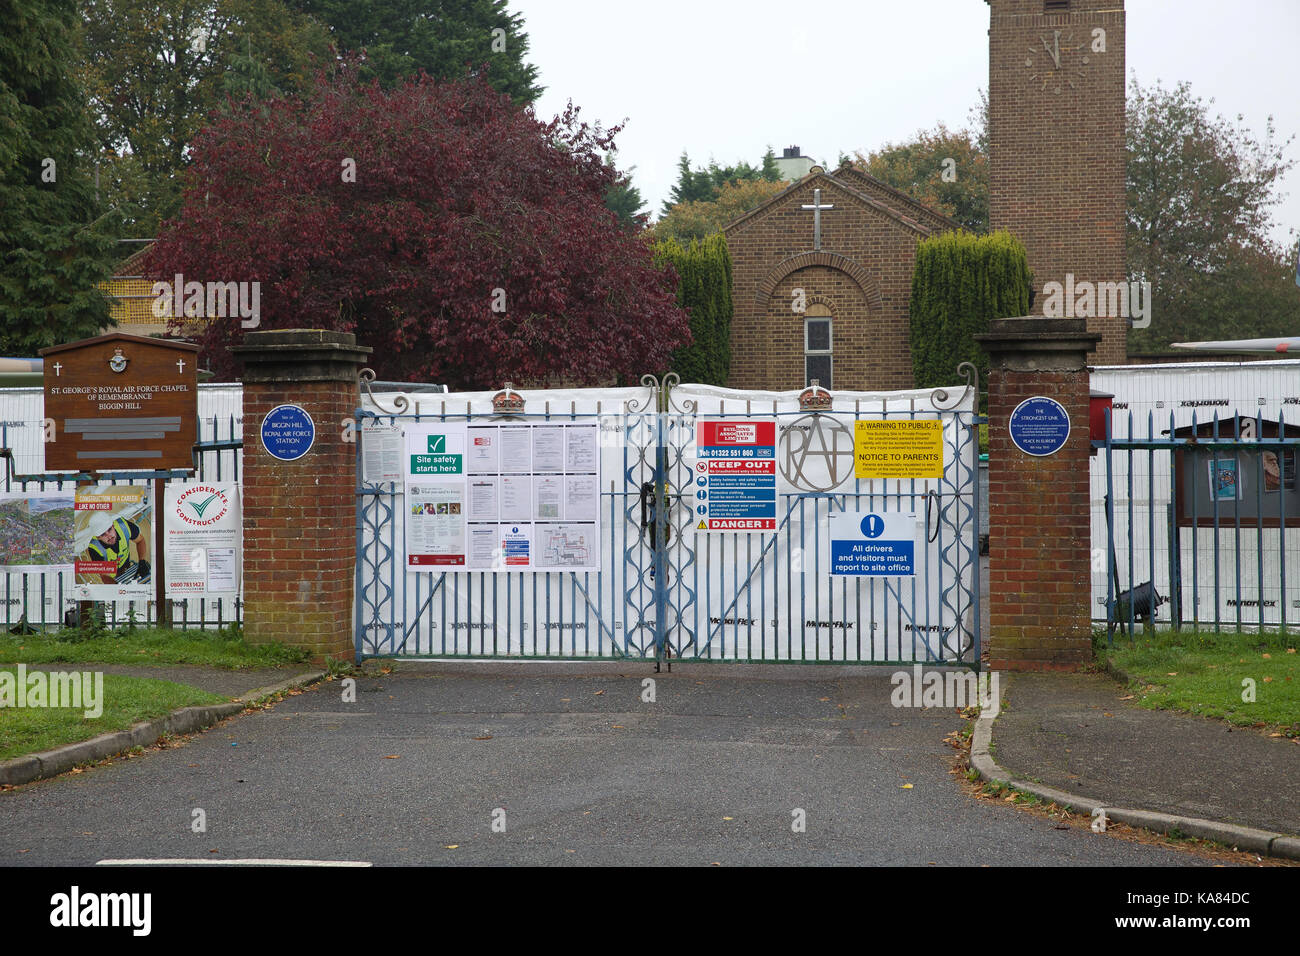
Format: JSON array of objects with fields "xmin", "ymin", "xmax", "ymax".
[{"xmin": 801, "ymin": 188, "xmax": 835, "ymax": 251}]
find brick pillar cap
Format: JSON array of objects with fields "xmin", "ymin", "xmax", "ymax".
[
  {"xmin": 231, "ymin": 329, "xmax": 372, "ymax": 383},
  {"xmin": 975, "ymin": 316, "xmax": 1103, "ymax": 350},
  {"xmin": 976, "ymin": 316, "xmax": 1103, "ymax": 370}
]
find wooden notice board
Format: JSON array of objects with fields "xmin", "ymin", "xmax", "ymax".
[{"xmin": 40, "ymin": 332, "xmax": 200, "ymax": 472}]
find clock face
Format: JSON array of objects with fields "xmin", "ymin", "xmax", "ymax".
[{"xmin": 1024, "ymin": 30, "xmax": 1090, "ymax": 93}]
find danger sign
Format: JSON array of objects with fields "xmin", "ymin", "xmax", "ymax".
[{"xmin": 695, "ymin": 418, "xmax": 777, "ymax": 532}]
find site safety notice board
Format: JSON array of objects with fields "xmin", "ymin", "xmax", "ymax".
[{"xmin": 694, "ymin": 420, "xmax": 777, "ymax": 532}]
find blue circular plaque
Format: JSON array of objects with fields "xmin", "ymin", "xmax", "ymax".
[
  {"xmin": 260, "ymin": 404, "xmax": 315, "ymax": 461},
  {"xmin": 1008, "ymin": 396, "xmax": 1070, "ymax": 457}
]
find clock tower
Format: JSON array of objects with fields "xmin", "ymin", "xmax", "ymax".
[{"xmin": 987, "ymin": 0, "xmax": 1127, "ymax": 364}]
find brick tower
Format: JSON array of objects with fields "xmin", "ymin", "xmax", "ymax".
[{"xmin": 987, "ymin": 0, "xmax": 1127, "ymax": 365}]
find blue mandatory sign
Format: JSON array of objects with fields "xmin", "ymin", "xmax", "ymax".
[
  {"xmin": 861, "ymin": 514, "xmax": 885, "ymax": 538},
  {"xmin": 261, "ymin": 404, "xmax": 316, "ymax": 461},
  {"xmin": 1008, "ymin": 396, "xmax": 1070, "ymax": 457}
]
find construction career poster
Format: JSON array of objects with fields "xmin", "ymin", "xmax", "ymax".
[
  {"xmin": 74, "ymin": 484, "xmax": 153, "ymax": 600},
  {"xmin": 164, "ymin": 483, "xmax": 242, "ymax": 598}
]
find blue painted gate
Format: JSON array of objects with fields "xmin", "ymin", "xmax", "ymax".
[{"xmin": 354, "ymin": 372, "xmax": 982, "ymax": 667}]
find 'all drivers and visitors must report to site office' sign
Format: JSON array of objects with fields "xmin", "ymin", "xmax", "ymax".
[{"xmin": 828, "ymin": 511, "xmax": 917, "ymax": 577}]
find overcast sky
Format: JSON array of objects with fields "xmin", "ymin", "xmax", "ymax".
[{"xmin": 513, "ymin": 0, "xmax": 1300, "ymax": 249}]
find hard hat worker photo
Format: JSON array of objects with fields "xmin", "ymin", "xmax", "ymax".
[{"xmin": 82, "ymin": 511, "xmax": 151, "ymax": 585}]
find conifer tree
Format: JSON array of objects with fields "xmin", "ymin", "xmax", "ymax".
[
  {"xmin": 909, "ymin": 230, "xmax": 1030, "ymax": 399},
  {"xmin": 0, "ymin": 0, "xmax": 119, "ymax": 354}
]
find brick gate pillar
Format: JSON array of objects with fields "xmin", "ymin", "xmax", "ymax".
[
  {"xmin": 976, "ymin": 317, "xmax": 1102, "ymax": 671},
  {"xmin": 231, "ymin": 330, "xmax": 372, "ymax": 662}
]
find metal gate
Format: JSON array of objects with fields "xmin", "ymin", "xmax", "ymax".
[{"xmin": 354, "ymin": 370, "xmax": 982, "ymax": 667}]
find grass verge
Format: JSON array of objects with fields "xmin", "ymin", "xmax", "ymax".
[
  {"xmin": 0, "ymin": 625, "xmax": 310, "ymax": 670},
  {"xmin": 0, "ymin": 667, "xmax": 225, "ymax": 760},
  {"xmin": 1098, "ymin": 628, "xmax": 1299, "ymax": 735}
]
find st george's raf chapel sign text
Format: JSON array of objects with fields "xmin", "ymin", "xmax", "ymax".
[{"xmin": 40, "ymin": 333, "xmax": 199, "ymax": 473}]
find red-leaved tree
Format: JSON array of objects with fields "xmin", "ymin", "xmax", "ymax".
[{"xmin": 145, "ymin": 61, "xmax": 690, "ymax": 386}]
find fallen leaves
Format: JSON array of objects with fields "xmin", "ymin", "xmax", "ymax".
[
  {"xmin": 384, "ymin": 754, "xmax": 401, "ymax": 759},
  {"xmin": 1118, "ymin": 695, "xmax": 1135, "ymax": 701}
]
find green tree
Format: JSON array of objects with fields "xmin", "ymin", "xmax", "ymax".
[
  {"xmin": 1125, "ymin": 78, "xmax": 1298, "ymax": 351},
  {"xmin": 603, "ymin": 157, "xmax": 647, "ymax": 230},
  {"xmin": 662, "ymin": 148, "xmax": 785, "ymax": 216},
  {"xmin": 852, "ymin": 122, "xmax": 989, "ymax": 232},
  {"xmin": 652, "ymin": 233, "xmax": 733, "ymax": 384},
  {"xmin": 909, "ymin": 230, "xmax": 1031, "ymax": 398},
  {"xmin": 663, "ymin": 152, "xmax": 713, "ymax": 213},
  {"xmin": 287, "ymin": 0, "xmax": 543, "ymax": 102},
  {"xmin": 0, "ymin": 0, "xmax": 120, "ymax": 353},
  {"xmin": 79, "ymin": 0, "xmax": 333, "ymax": 234},
  {"xmin": 652, "ymin": 178, "xmax": 787, "ymax": 243}
]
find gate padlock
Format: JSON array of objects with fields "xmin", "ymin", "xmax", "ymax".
[{"xmin": 639, "ymin": 480, "xmax": 673, "ymax": 546}]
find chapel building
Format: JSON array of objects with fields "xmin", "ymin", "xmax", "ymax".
[{"xmin": 723, "ymin": 0, "xmax": 1128, "ymax": 391}]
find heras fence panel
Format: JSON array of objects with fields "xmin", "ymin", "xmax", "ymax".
[{"xmin": 1090, "ymin": 362, "xmax": 1300, "ymax": 632}]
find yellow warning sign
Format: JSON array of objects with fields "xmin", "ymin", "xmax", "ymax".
[
  {"xmin": 854, "ymin": 420, "xmax": 944, "ymax": 479},
  {"xmin": 697, "ymin": 520, "xmax": 708, "ymax": 530}
]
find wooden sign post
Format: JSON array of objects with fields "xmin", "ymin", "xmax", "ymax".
[{"xmin": 40, "ymin": 333, "xmax": 201, "ymax": 627}]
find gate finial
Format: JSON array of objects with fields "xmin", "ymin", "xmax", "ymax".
[
  {"xmin": 492, "ymin": 382, "xmax": 525, "ymax": 414},
  {"xmin": 798, "ymin": 380, "xmax": 832, "ymax": 411}
]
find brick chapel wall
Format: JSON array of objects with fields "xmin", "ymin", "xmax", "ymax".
[
  {"xmin": 725, "ymin": 178, "xmax": 925, "ymax": 392},
  {"xmin": 988, "ymin": 0, "xmax": 1127, "ymax": 365}
]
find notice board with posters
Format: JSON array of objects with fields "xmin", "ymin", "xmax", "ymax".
[
  {"xmin": 40, "ymin": 332, "xmax": 199, "ymax": 472},
  {"xmin": 403, "ymin": 421, "xmax": 601, "ymax": 571}
]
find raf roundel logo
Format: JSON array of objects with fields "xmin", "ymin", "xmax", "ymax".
[{"xmin": 109, "ymin": 348, "xmax": 128, "ymax": 373}]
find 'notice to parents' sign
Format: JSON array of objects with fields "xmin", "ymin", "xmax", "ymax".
[{"xmin": 853, "ymin": 420, "xmax": 943, "ymax": 479}]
